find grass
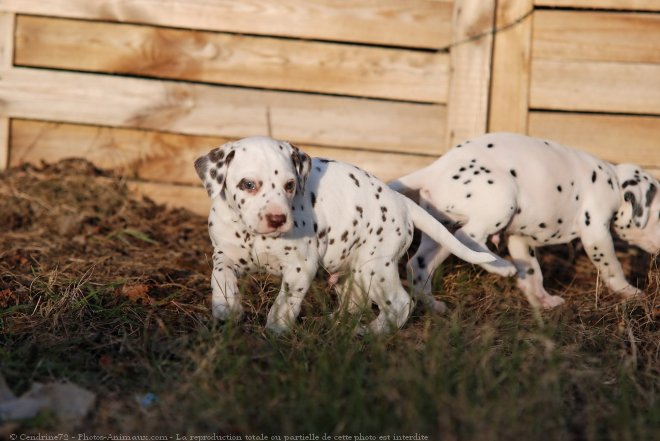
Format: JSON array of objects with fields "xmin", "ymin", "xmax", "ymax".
[
  {"xmin": 1, "ymin": 160, "xmax": 659, "ymax": 439},
  {"xmin": 2, "ymin": 264, "xmax": 659, "ymax": 440}
]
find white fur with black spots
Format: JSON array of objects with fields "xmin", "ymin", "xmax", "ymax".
[
  {"xmin": 195, "ymin": 136, "xmax": 496, "ymax": 334},
  {"xmin": 389, "ymin": 132, "xmax": 659, "ymax": 310}
]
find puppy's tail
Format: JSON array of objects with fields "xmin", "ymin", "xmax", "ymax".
[
  {"xmin": 402, "ymin": 196, "xmax": 495, "ymax": 265},
  {"xmin": 388, "ymin": 166, "xmax": 431, "ymax": 195}
]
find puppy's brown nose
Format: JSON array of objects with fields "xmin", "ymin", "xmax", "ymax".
[{"xmin": 266, "ymin": 213, "xmax": 287, "ymax": 229}]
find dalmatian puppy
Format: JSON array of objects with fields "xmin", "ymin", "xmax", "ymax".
[
  {"xmin": 389, "ymin": 132, "xmax": 659, "ymax": 310},
  {"xmin": 194, "ymin": 136, "xmax": 495, "ymax": 334}
]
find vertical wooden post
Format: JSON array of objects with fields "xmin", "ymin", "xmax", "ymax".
[
  {"xmin": 445, "ymin": 0, "xmax": 496, "ymax": 150},
  {"xmin": 0, "ymin": 118, "xmax": 7, "ymax": 170},
  {"xmin": 0, "ymin": 11, "xmax": 14, "ymax": 170},
  {"xmin": 489, "ymin": 0, "xmax": 534, "ymax": 133}
]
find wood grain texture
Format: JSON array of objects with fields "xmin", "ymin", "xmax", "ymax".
[
  {"xmin": 534, "ymin": 0, "xmax": 660, "ymax": 11},
  {"xmin": 121, "ymin": 115, "xmax": 659, "ymax": 214},
  {"xmin": 0, "ymin": 11, "xmax": 13, "ymax": 67},
  {"xmin": 0, "ymin": 118, "xmax": 7, "ymax": 170},
  {"xmin": 0, "ymin": 0, "xmax": 454, "ymax": 49},
  {"xmin": 489, "ymin": 0, "xmax": 533, "ymax": 133},
  {"xmin": 445, "ymin": 0, "xmax": 496, "ymax": 147},
  {"xmin": 289, "ymin": 146, "xmax": 436, "ymax": 183},
  {"xmin": 9, "ymin": 119, "xmax": 227, "ymax": 185},
  {"xmin": 0, "ymin": 67, "xmax": 447, "ymax": 155},
  {"xmin": 0, "ymin": 12, "xmax": 14, "ymax": 169},
  {"xmin": 534, "ymin": 10, "xmax": 660, "ymax": 64},
  {"xmin": 127, "ymin": 180, "xmax": 210, "ymax": 216},
  {"xmin": 10, "ymin": 119, "xmax": 437, "ymax": 185},
  {"xmin": 15, "ymin": 15, "xmax": 449, "ymax": 103},
  {"xmin": 530, "ymin": 59, "xmax": 660, "ymax": 115},
  {"xmin": 528, "ymin": 111, "xmax": 660, "ymax": 169}
]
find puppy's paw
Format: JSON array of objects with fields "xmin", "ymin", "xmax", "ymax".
[
  {"xmin": 540, "ymin": 295, "xmax": 566, "ymax": 309},
  {"xmin": 428, "ymin": 299, "xmax": 448, "ymax": 314},
  {"xmin": 617, "ymin": 285, "xmax": 644, "ymax": 300},
  {"xmin": 265, "ymin": 320, "xmax": 291, "ymax": 336},
  {"xmin": 520, "ymin": 285, "xmax": 564, "ymax": 310},
  {"xmin": 212, "ymin": 303, "xmax": 244, "ymax": 322},
  {"xmin": 354, "ymin": 325, "xmax": 369, "ymax": 337}
]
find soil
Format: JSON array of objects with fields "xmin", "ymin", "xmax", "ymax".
[
  {"xmin": 0, "ymin": 159, "xmax": 213, "ymax": 324},
  {"xmin": 0, "ymin": 158, "xmax": 656, "ymax": 323}
]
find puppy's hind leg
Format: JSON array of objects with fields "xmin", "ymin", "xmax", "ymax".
[
  {"xmin": 452, "ymin": 226, "xmax": 517, "ymax": 277},
  {"xmin": 333, "ymin": 275, "xmax": 369, "ymax": 317},
  {"xmin": 507, "ymin": 235, "xmax": 565, "ymax": 309},
  {"xmin": 409, "ymin": 222, "xmax": 516, "ymax": 312},
  {"xmin": 408, "ymin": 232, "xmax": 451, "ymax": 313},
  {"xmin": 358, "ymin": 264, "xmax": 414, "ymax": 334},
  {"xmin": 580, "ymin": 224, "xmax": 643, "ymax": 299}
]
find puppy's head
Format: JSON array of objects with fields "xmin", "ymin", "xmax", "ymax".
[
  {"xmin": 613, "ymin": 163, "xmax": 660, "ymax": 254},
  {"xmin": 194, "ymin": 136, "xmax": 311, "ymax": 236}
]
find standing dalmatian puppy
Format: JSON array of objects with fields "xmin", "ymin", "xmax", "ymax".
[
  {"xmin": 389, "ymin": 132, "xmax": 659, "ymax": 310},
  {"xmin": 194, "ymin": 136, "xmax": 495, "ymax": 334}
]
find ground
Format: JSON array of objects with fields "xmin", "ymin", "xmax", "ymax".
[{"xmin": 0, "ymin": 159, "xmax": 658, "ymax": 440}]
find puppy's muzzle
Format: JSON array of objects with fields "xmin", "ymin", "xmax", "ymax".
[{"xmin": 266, "ymin": 213, "xmax": 288, "ymax": 229}]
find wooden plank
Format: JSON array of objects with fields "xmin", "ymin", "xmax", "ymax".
[
  {"xmin": 14, "ymin": 15, "xmax": 449, "ymax": 104},
  {"xmin": 301, "ymin": 146, "xmax": 436, "ymax": 183},
  {"xmin": 9, "ymin": 119, "xmax": 227, "ymax": 185},
  {"xmin": 488, "ymin": 0, "xmax": 533, "ymax": 133},
  {"xmin": 0, "ymin": 12, "xmax": 14, "ymax": 169},
  {"xmin": 534, "ymin": 10, "xmax": 660, "ymax": 64},
  {"xmin": 0, "ymin": 11, "xmax": 13, "ymax": 67},
  {"xmin": 445, "ymin": 0, "xmax": 496, "ymax": 147},
  {"xmin": 127, "ymin": 180, "xmax": 210, "ymax": 217},
  {"xmin": 0, "ymin": 118, "xmax": 7, "ymax": 170},
  {"xmin": 9, "ymin": 119, "xmax": 437, "ymax": 185},
  {"xmin": 528, "ymin": 111, "xmax": 660, "ymax": 169},
  {"xmin": 0, "ymin": 67, "xmax": 446, "ymax": 155},
  {"xmin": 534, "ymin": 0, "xmax": 660, "ymax": 11},
  {"xmin": 530, "ymin": 59, "xmax": 660, "ymax": 115},
  {"xmin": 0, "ymin": 0, "xmax": 454, "ymax": 49}
]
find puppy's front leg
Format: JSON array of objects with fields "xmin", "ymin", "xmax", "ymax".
[
  {"xmin": 266, "ymin": 267, "xmax": 315, "ymax": 334},
  {"xmin": 211, "ymin": 250, "xmax": 244, "ymax": 321}
]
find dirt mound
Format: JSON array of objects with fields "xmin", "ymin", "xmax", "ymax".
[{"xmin": 0, "ymin": 159, "xmax": 211, "ymax": 313}]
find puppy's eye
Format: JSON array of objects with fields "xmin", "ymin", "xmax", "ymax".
[
  {"xmin": 238, "ymin": 179, "xmax": 257, "ymax": 192},
  {"xmin": 284, "ymin": 180, "xmax": 296, "ymax": 193}
]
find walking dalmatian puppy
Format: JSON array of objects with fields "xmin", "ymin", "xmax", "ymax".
[
  {"xmin": 194, "ymin": 136, "xmax": 495, "ymax": 334},
  {"xmin": 389, "ymin": 132, "xmax": 659, "ymax": 310}
]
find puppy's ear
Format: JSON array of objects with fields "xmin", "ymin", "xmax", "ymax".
[
  {"xmin": 287, "ymin": 142, "xmax": 312, "ymax": 194},
  {"xmin": 194, "ymin": 142, "xmax": 237, "ymax": 199},
  {"xmin": 616, "ymin": 164, "xmax": 657, "ymax": 229}
]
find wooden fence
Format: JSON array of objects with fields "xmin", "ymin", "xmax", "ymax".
[{"xmin": 0, "ymin": 0, "xmax": 658, "ymax": 215}]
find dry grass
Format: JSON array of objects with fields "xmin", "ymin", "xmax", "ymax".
[{"xmin": 0, "ymin": 160, "xmax": 658, "ymax": 439}]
